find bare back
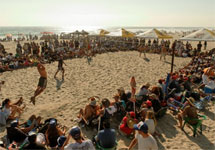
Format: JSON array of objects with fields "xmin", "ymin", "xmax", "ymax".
[{"xmin": 37, "ymin": 64, "xmax": 47, "ymax": 78}]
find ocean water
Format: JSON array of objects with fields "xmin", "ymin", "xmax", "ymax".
[{"xmin": 0, "ymin": 26, "xmax": 214, "ymax": 39}]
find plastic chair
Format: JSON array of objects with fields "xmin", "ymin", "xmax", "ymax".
[{"xmin": 182, "ymin": 114, "xmax": 206, "ymax": 137}]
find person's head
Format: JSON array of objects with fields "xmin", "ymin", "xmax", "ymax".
[
  {"xmin": 89, "ymin": 97, "xmax": 97, "ymax": 107},
  {"xmin": 2, "ymin": 98, "xmax": 11, "ymax": 108},
  {"xmin": 145, "ymin": 100, "xmax": 152, "ymax": 108},
  {"xmin": 134, "ymin": 121, "xmax": 148, "ymax": 134},
  {"xmin": 186, "ymin": 97, "xmax": 195, "ymax": 107},
  {"xmin": 57, "ymin": 136, "xmax": 67, "ymax": 148},
  {"xmin": 70, "ymin": 126, "xmax": 82, "ymax": 141},
  {"xmin": 113, "ymin": 95, "xmax": 120, "ymax": 102},
  {"xmin": 127, "ymin": 111, "xmax": 135, "ymax": 119},
  {"xmin": 10, "ymin": 119, "xmax": 19, "ymax": 128},
  {"xmin": 102, "ymin": 98, "xmax": 110, "ymax": 108},
  {"xmin": 146, "ymin": 111, "xmax": 155, "ymax": 120},
  {"xmin": 103, "ymin": 120, "xmax": 111, "ymax": 129},
  {"xmin": 158, "ymin": 79, "xmax": 164, "ymax": 84},
  {"xmin": 149, "ymin": 94, "xmax": 157, "ymax": 100}
]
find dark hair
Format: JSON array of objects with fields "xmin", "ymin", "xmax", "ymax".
[
  {"xmin": 103, "ymin": 121, "xmax": 110, "ymax": 129},
  {"xmin": 2, "ymin": 99, "xmax": 10, "ymax": 107},
  {"xmin": 28, "ymin": 135, "xmax": 37, "ymax": 143}
]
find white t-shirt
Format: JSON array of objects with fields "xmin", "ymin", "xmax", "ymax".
[
  {"xmin": 64, "ymin": 140, "xmax": 95, "ymax": 150},
  {"xmin": 144, "ymin": 119, "xmax": 155, "ymax": 135},
  {"xmin": 205, "ymin": 80, "xmax": 215, "ymax": 89},
  {"xmin": 135, "ymin": 133, "xmax": 158, "ymax": 150},
  {"xmin": 202, "ymin": 74, "xmax": 209, "ymax": 85},
  {"xmin": 2, "ymin": 107, "xmax": 11, "ymax": 119}
]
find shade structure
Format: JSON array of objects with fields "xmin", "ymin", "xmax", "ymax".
[
  {"xmin": 5, "ymin": 33, "xmax": 12, "ymax": 37},
  {"xmin": 81, "ymin": 30, "xmax": 89, "ymax": 35},
  {"xmin": 99, "ymin": 29, "xmax": 110, "ymax": 36},
  {"xmin": 137, "ymin": 28, "xmax": 173, "ymax": 39},
  {"xmin": 180, "ymin": 28, "xmax": 215, "ymax": 41},
  {"xmin": 40, "ymin": 32, "xmax": 54, "ymax": 35},
  {"xmin": 107, "ymin": 28, "xmax": 136, "ymax": 38}
]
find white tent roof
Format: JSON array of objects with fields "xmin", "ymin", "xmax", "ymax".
[
  {"xmin": 137, "ymin": 28, "xmax": 172, "ymax": 39},
  {"xmin": 180, "ymin": 28, "xmax": 215, "ymax": 41}
]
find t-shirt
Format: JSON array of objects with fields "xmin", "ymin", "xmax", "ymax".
[
  {"xmin": 64, "ymin": 140, "xmax": 95, "ymax": 150},
  {"xmin": 144, "ymin": 119, "xmax": 155, "ymax": 135},
  {"xmin": 97, "ymin": 129, "xmax": 116, "ymax": 148},
  {"xmin": 2, "ymin": 107, "xmax": 11, "ymax": 119},
  {"xmin": 135, "ymin": 133, "xmax": 158, "ymax": 150}
]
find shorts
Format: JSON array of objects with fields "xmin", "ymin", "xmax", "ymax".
[
  {"xmin": 38, "ymin": 77, "xmax": 47, "ymax": 88},
  {"xmin": 204, "ymin": 87, "xmax": 215, "ymax": 94}
]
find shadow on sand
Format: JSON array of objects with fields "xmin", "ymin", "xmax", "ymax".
[
  {"xmin": 164, "ymin": 61, "xmax": 176, "ymax": 66},
  {"xmin": 183, "ymin": 129, "xmax": 214, "ymax": 150},
  {"xmin": 143, "ymin": 57, "xmax": 150, "ymax": 62},
  {"xmin": 55, "ymin": 78, "xmax": 64, "ymax": 90}
]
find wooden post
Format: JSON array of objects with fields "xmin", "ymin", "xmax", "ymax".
[{"xmin": 171, "ymin": 42, "xmax": 175, "ymax": 73}]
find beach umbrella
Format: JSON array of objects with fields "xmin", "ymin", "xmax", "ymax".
[
  {"xmin": 180, "ymin": 28, "xmax": 215, "ymax": 41},
  {"xmin": 99, "ymin": 29, "xmax": 110, "ymax": 36},
  {"xmin": 40, "ymin": 32, "xmax": 54, "ymax": 35},
  {"xmin": 81, "ymin": 30, "xmax": 89, "ymax": 35},
  {"xmin": 137, "ymin": 28, "xmax": 173, "ymax": 39},
  {"xmin": 5, "ymin": 33, "xmax": 12, "ymax": 37},
  {"xmin": 107, "ymin": 28, "xmax": 136, "ymax": 38}
]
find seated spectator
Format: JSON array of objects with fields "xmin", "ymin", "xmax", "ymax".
[
  {"xmin": 149, "ymin": 94, "xmax": 162, "ymax": 113},
  {"xmin": 119, "ymin": 111, "xmax": 138, "ymax": 136},
  {"xmin": 57, "ymin": 136, "xmax": 67, "ymax": 150},
  {"xmin": 139, "ymin": 100, "xmax": 154, "ymax": 121},
  {"xmin": 177, "ymin": 97, "xmax": 198, "ymax": 129},
  {"xmin": 1, "ymin": 98, "xmax": 25, "ymax": 122},
  {"xmin": 136, "ymin": 83, "xmax": 150, "ymax": 101},
  {"xmin": 93, "ymin": 121, "xmax": 116, "ymax": 149},
  {"xmin": 63, "ymin": 126, "xmax": 95, "ymax": 150},
  {"xmin": 204, "ymin": 77, "xmax": 215, "ymax": 94},
  {"xmin": 144, "ymin": 111, "xmax": 160, "ymax": 136},
  {"xmin": 78, "ymin": 96, "xmax": 100, "ymax": 125},
  {"xmin": 7, "ymin": 118, "xmax": 38, "ymax": 143},
  {"xmin": 23, "ymin": 132, "xmax": 46, "ymax": 149},
  {"xmin": 45, "ymin": 119, "xmax": 65, "ymax": 148}
]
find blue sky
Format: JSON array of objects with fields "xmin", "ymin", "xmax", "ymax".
[{"xmin": 1, "ymin": 0, "xmax": 215, "ymax": 27}]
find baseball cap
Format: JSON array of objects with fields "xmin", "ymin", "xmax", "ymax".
[
  {"xmin": 129, "ymin": 111, "xmax": 135, "ymax": 118},
  {"xmin": 146, "ymin": 100, "xmax": 152, "ymax": 107},
  {"xmin": 133, "ymin": 121, "xmax": 148, "ymax": 134},
  {"xmin": 11, "ymin": 119, "xmax": 19, "ymax": 127},
  {"xmin": 49, "ymin": 119, "xmax": 57, "ymax": 126},
  {"xmin": 70, "ymin": 126, "xmax": 81, "ymax": 140},
  {"xmin": 57, "ymin": 136, "xmax": 67, "ymax": 147}
]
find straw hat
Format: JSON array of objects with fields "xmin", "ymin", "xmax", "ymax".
[{"xmin": 186, "ymin": 97, "xmax": 195, "ymax": 107}]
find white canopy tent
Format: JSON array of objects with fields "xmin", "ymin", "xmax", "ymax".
[
  {"xmin": 137, "ymin": 28, "xmax": 173, "ymax": 39},
  {"xmin": 180, "ymin": 28, "xmax": 215, "ymax": 41}
]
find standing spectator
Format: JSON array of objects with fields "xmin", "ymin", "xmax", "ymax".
[
  {"xmin": 197, "ymin": 41, "xmax": 202, "ymax": 52},
  {"xmin": 204, "ymin": 41, "xmax": 207, "ymax": 50},
  {"xmin": 128, "ymin": 122, "xmax": 158, "ymax": 150}
]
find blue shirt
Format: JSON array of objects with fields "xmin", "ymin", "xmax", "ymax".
[{"xmin": 97, "ymin": 128, "xmax": 116, "ymax": 148}]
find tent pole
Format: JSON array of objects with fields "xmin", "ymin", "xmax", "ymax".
[{"xmin": 171, "ymin": 41, "xmax": 175, "ymax": 73}]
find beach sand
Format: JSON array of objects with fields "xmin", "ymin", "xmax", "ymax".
[{"xmin": 0, "ymin": 49, "xmax": 215, "ymax": 149}]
